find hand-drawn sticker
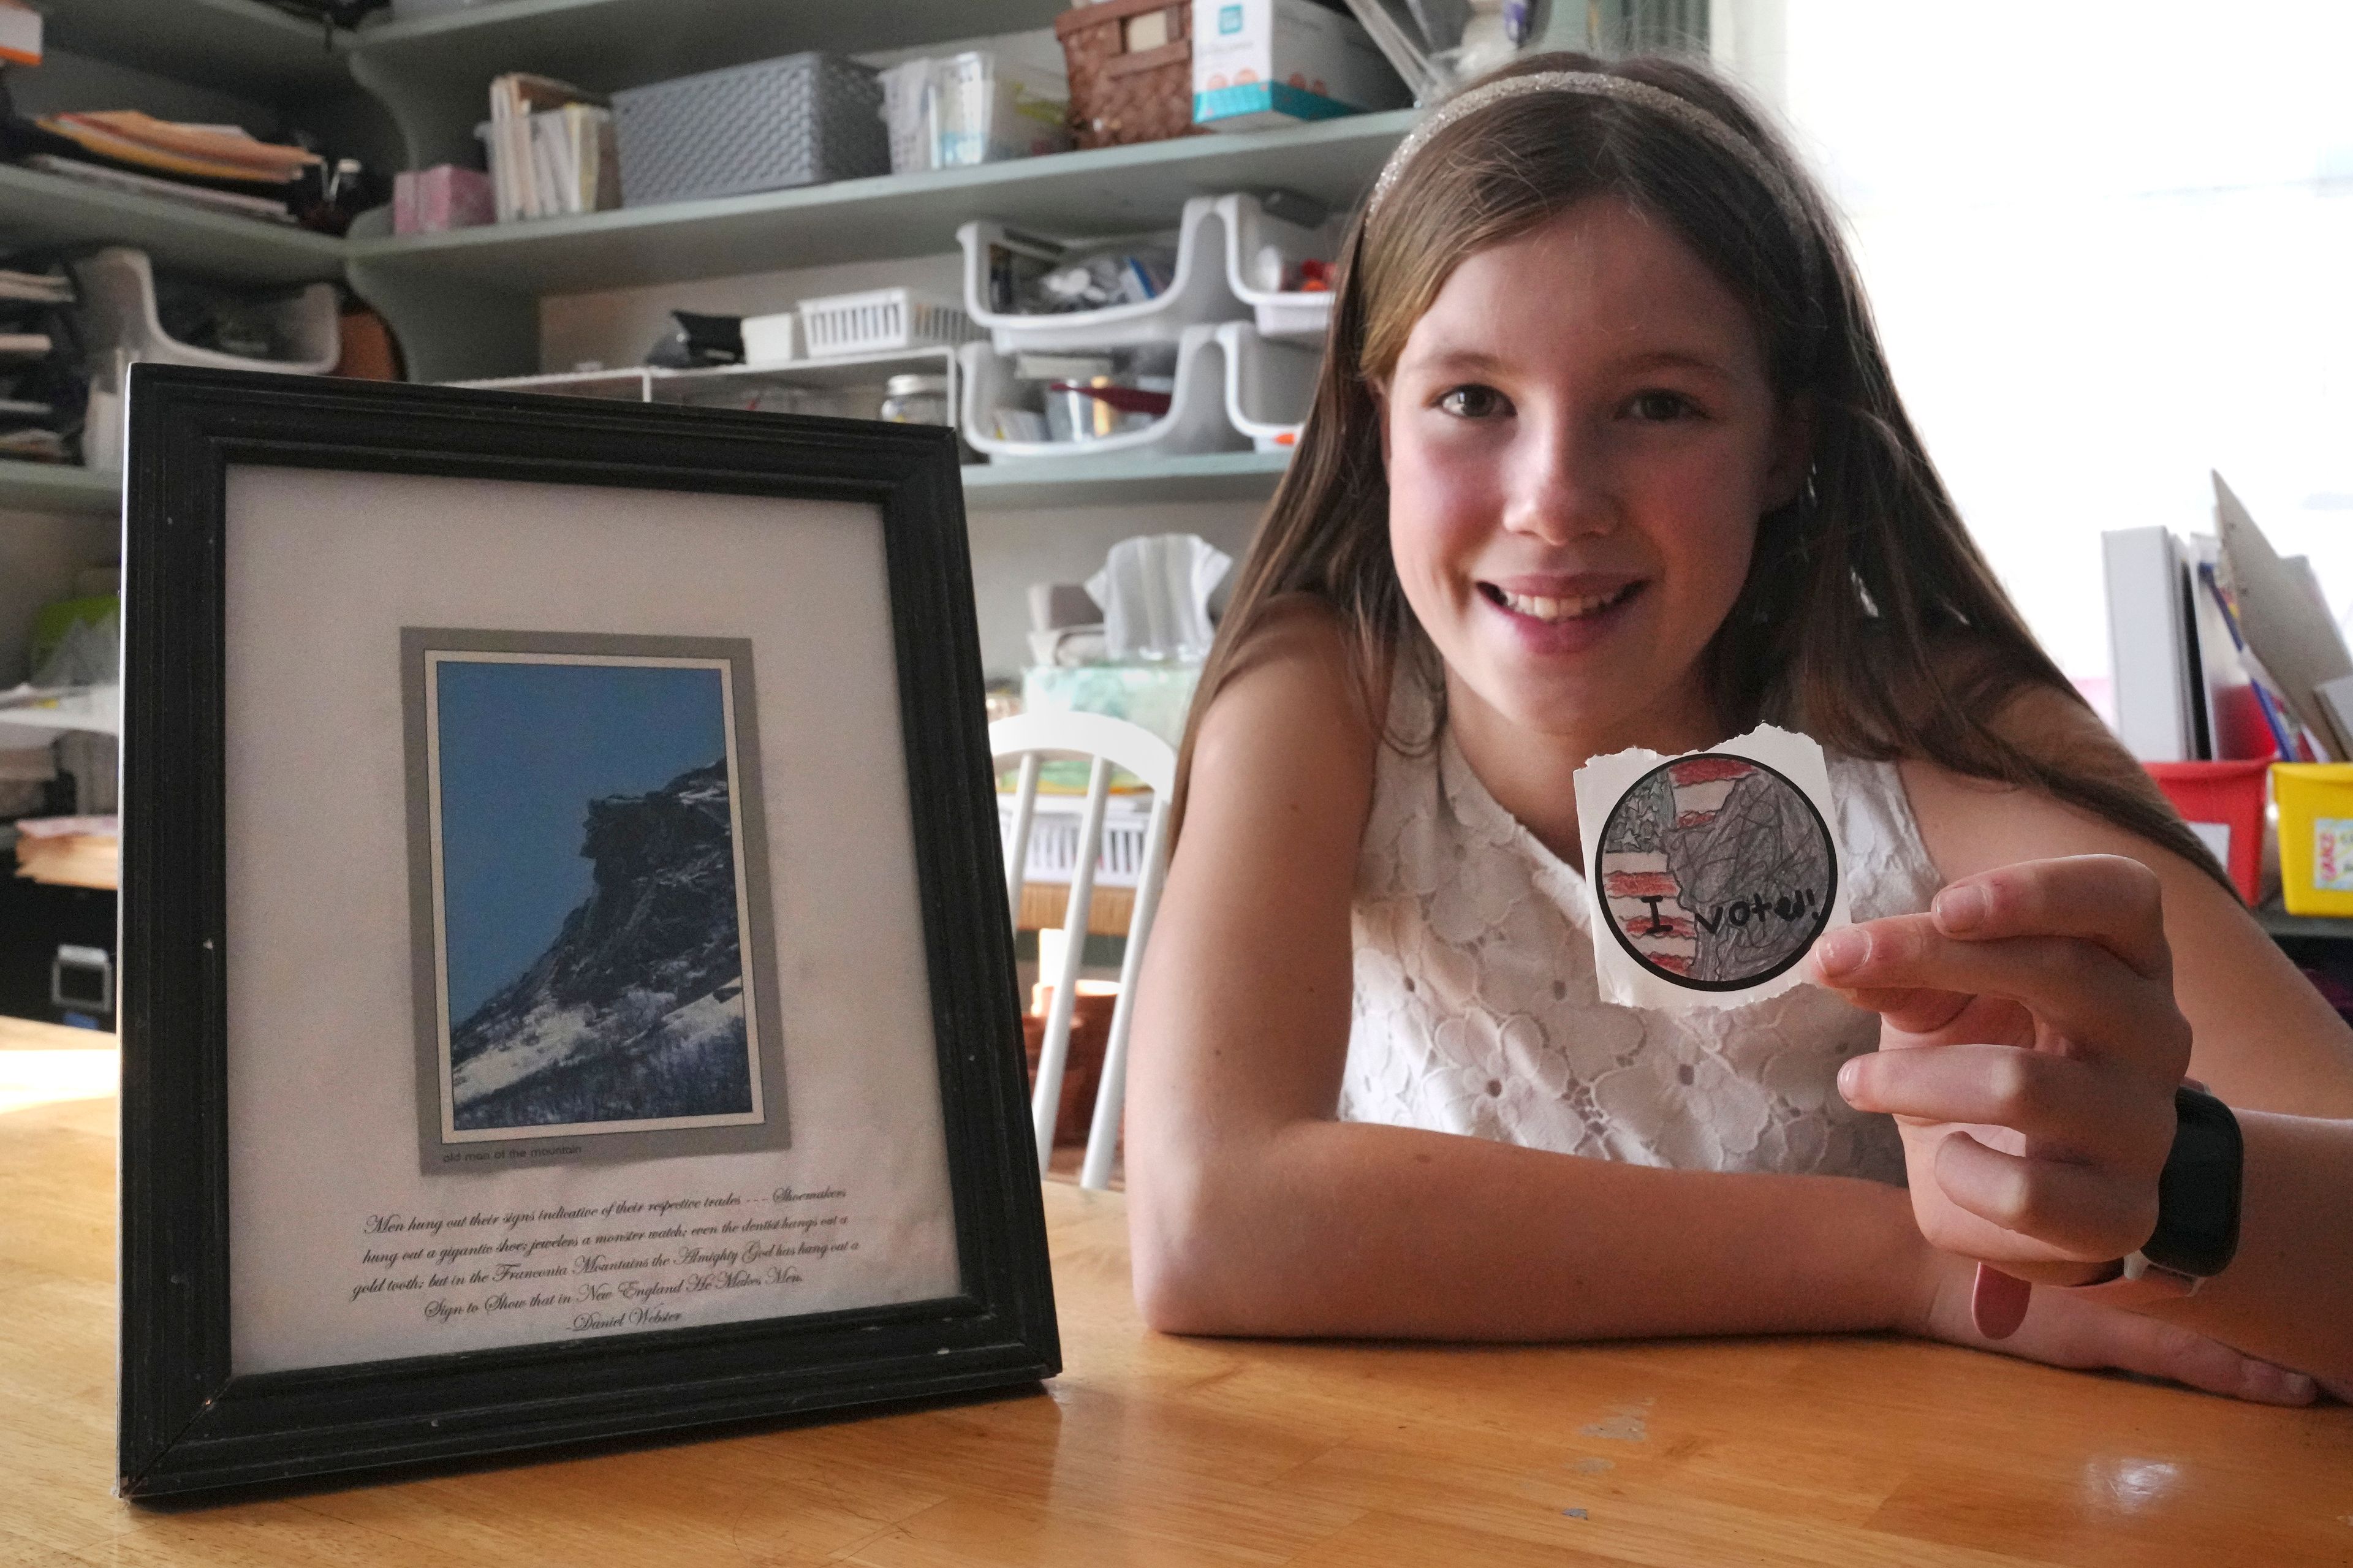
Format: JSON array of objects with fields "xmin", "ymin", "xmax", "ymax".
[{"xmin": 1574, "ymin": 725, "xmax": 1849, "ymax": 1010}]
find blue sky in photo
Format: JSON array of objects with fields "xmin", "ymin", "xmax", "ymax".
[{"xmin": 435, "ymin": 657, "xmax": 729, "ymax": 1022}]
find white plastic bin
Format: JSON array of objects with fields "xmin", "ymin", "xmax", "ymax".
[
  {"xmin": 1213, "ymin": 322, "xmax": 1321, "ymax": 451},
  {"xmin": 958, "ymin": 196, "xmax": 1244, "ymax": 353},
  {"xmin": 1214, "ymin": 192, "xmax": 1341, "ymax": 340},
  {"xmin": 958, "ymin": 322, "xmax": 1242, "ymax": 461},
  {"xmin": 72, "ymin": 247, "xmax": 338, "ymax": 375},
  {"xmin": 797, "ymin": 287, "xmax": 982, "ymax": 358}
]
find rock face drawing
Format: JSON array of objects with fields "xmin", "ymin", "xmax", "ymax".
[
  {"xmin": 447, "ymin": 760, "xmax": 752, "ymax": 1130},
  {"xmin": 1596, "ymin": 756, "xmax": 1835, "ymax": 989}
]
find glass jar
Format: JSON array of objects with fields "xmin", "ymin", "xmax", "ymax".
[{"xmin": 879, "ymin": 373, "xmax": 951, "ymax": 426}]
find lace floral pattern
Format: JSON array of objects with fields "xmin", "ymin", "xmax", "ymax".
[{"xmin": 1340, "ymin": 685, "xmax": 1941, "ymax": 1186}]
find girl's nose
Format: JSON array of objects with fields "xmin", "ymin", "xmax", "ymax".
[{"xmin": 1499, "ymin": 418, "xmax": 1617, "ymax": 544}]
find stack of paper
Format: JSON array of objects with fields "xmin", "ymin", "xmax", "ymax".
[
  {"xmin": 34, "ymin": 112, "xmax": 317, "ymax": 184},
  {"xmin": 485, "ymin": 75, "xmax": 619, "ymax": 222},
  {"xmin": 12, "ymin": 816, "xmax": 119, "ymax": 892},
  {"xmin": 2102, "ymin": 474, "xmax": 2353, "ymax": 763}
]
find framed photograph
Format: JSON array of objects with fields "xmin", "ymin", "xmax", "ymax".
[{"xmin": 118, "ymin": 365, "xmax": 1055, "ymax": 1499}]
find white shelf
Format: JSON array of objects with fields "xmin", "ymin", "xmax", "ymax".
[
  {"xmin": 0, "ymin": 164, "xmax": 349, "ymax": 289},
  {"xmin": 34, "ymin": 0, "xmax": 350, "ymax": 98},
  {"xmin": 0, "ymin": 461, "xmax": 119, "ymax": 519},
  {"xmin": 963, "ymin": 449, "xmax": 1289, "ymax": 510}
]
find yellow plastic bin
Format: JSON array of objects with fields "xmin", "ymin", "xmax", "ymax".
[{"xmin": 2270, "ymin": 763, "xmax": 2353, "ymax": 915}]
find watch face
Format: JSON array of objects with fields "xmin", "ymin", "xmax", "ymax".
[
  {"xmin": 1594, "ymin": 753, "xmax": 1838, "ymax": 992},
  {"xmin": 2146, "ymin": 1086, "xmax": 2244, "ymax": 1278}
]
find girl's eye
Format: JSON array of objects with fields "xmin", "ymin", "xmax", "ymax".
[
  {"xmin": 1624, "ymin": 389, "xmax": 1699, "ymax": 422},
  {"xmin": 1437, "ymin": 385, "xmax": 1510, "ymax": 419}
]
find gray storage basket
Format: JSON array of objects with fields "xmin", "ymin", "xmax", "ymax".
[{"xmin": 613, "ymin": 52, "xmax": 889, "ymax": 208}]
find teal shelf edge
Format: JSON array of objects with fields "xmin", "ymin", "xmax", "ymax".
[
  {"xmin": 0, "ymin": 461, "xmax": 120, "ymax": 518},
  {"xmin": 346, "ymin": 110, "xmax": 1418, "ymax": 296},
  {"xmin": 0, "ymin": 164, "xmax": 349, "ymax": 287},
  {"xmin": 962, "ymin": 449, "xmax": 1290, "ymax": 510}
]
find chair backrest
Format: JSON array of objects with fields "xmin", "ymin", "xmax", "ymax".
[{"xmin": 990, "ymin": 711, "xmax": 1176, "ymax": 1190}]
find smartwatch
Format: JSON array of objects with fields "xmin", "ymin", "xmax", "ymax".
[{"xmin": 2067, "ymin": 1085, "xmax": 2243, "ymax": 1303}]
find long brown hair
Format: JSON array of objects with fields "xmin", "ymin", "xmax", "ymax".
[{"xmin": 1173, "ymin": 50, "xmax": 2226, "ymax": 888}]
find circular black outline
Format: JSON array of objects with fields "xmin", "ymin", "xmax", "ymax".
[{"xmin": 1596, "ymin": 752, "xmax": 1838, "ymax": 992}]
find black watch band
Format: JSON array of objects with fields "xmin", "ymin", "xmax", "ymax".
[{"xmin": 2140, "ymin": 1084, "xmax": 2244, "ymax": 1280}]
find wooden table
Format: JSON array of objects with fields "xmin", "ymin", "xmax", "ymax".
[{"xmin": 6, "ymin": 1039, "xmax": 2352, "ymax": 1566}]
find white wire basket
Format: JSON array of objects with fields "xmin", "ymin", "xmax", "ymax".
[{"xmin": 797, "ymin": 287, "xmax": 983, "ymax": 358}]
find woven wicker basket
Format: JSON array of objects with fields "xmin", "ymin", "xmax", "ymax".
[{"xmin": 1055, "ymin": 0, "xmax": 1202, "ymax": 150}]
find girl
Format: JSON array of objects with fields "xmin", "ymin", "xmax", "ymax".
[{"xmin": 1127, "ymin": 51, "xmax": 2353, "ymax": 1400}]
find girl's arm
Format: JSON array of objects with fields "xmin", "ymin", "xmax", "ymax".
[
  {"xmin": 1126, "ymin": 609, "xmax": 2294, "ymax": 1390},
  {"xmin": 1868, "ymin": 691, "xmax": 2353, "ymax": 1381}
]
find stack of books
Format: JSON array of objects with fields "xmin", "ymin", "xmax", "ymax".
[
  {"xmin": 0, "ymin": 266, "xmax": 74, "ymax": 464},
  {"xmin": 484, "ymin": 74, "xmax": 619, "ymax": 223},
  {"xmin": 22, "ymin": 112, "xmax": 319, "ymax": 224},
  {"xmin": 2104, "ymin": 473, "xmax": 2353, "ymax": 763}
]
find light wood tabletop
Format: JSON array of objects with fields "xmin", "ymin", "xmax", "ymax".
[{"xmin": 6, "ymin": 1039, "xmax": 2351, "ymax": 1566}]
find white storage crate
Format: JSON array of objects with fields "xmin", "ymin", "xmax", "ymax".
[
  {"xmin": 72, "ymin": 247, "xmax": 339, "ymax": 376},
  {"xmin": 1000, "ymin": 792, "xmax": 1156, "ymax": 889},
  {"xmin": 958, "ymin": 322, "xmax": 1242, "ymax": 461},
  {"xmin": 1214, "ymin": 322, "xmax": 1322, "ymax": 452},
  {"xmin": 1214, "ymin": 192, "xmax": 1342, "ymax": 340},
  {"xmin": 958, "ymin": 197, "xmax": 1245, "ymax": 353},
  {"xmin": 798, "ymin": 287, "xmax": 982, "ymax": 358}
]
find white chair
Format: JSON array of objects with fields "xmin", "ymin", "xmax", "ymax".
[{"xmin": 990, "ymin": 711, "xmax": 1176, "ymax": 1190}]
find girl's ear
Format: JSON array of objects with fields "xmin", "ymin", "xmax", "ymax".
[{"xmin": 1764, "ymin": 393, "xmax": 1816, "ymax": 510}]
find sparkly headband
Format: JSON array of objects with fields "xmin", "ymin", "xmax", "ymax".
[{"xmin": 1365, "ymin": 70, "xmax": 1809, "ymax": 231}]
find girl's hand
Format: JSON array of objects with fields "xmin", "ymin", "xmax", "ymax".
[
  {"xmin": 1809, "ymin": 856, "xmax": 2191, "ymax": 1304},
  {"xmin": 1902, "ymin": 1246, "xmax": 2317, "ymax": 1404}
]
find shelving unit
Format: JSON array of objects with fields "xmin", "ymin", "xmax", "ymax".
[
  {"xmin": 5, "ymin": 0, "xmax": 1446, "ymax": 521},
  {"xmin": 346, "ymin": 110, "xmax": 1414, "ymax": 381}
]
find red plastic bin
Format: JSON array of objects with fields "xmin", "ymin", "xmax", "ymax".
[{"xmin": 2145, "ymin": 760, "xmax": 2269, "ymax": 905}]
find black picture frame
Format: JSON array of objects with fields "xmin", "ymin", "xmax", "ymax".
[{"xmin": 117, "ymin": 364, "xmax": 1056, "ymax": 1501}]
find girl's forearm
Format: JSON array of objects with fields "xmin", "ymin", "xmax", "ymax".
[
  {"xmin": 1129, "ymin": 1117, "xmax": 1925, "ymax": 1341},
  {"xmin": 2133, "ymin": 1111, "xmax": 2353, "ymax": 1382}
]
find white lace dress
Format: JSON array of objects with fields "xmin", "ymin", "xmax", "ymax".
[{"xmin": 1341, "ymin": 683, "xmax": 1944, "ymax": 1185}]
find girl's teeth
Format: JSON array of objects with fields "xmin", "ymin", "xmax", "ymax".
[{"xmin": 1499, "ymin": 586, "xmax": 1624, "ymax": 622}]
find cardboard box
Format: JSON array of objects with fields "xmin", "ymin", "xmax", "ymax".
[{"xmin": 1192, "ymin": 0, "xmax": 1408, "ymax": 132}]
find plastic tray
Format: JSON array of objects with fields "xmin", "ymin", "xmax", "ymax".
[
  {"xmin": 958, "ymin": 196, "xmax": 1245, "ymax": 353},
  {"xmin": 1213, "ymin": 322, "xmax": 1320, "ymax": 452},
  {"xmin": 1214, "ymin": 192, "xmax": 1340, "ymax": 340},
  {"xmin": 958, "ymin": 322, "xmax": 1243, "ymax": 461},
  {"xmin": 72, "ymin": 247, "xmax": 338, "ymax": 376}
]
